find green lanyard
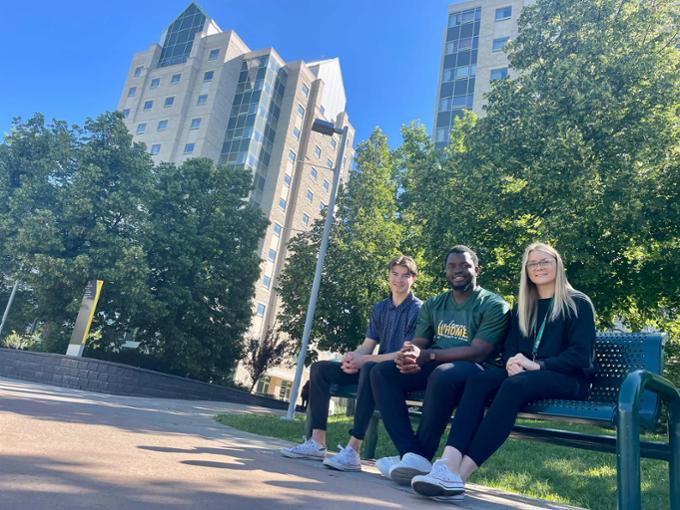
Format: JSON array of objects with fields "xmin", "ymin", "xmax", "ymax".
[{"xmin": 532, "ymin": 298, "xmax": 553, "ymax": 359}]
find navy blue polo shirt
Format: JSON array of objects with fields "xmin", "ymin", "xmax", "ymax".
[{"xmin": 365, "ymin": 293, "xmax": 423, "ymax": 354}]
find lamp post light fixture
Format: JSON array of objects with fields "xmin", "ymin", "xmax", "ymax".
[{"xmin": 284, "ymin": 119, "xmax": 349, "ymax": 421}]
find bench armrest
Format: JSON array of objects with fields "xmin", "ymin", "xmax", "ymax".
[{"xmin": 617, "ymin": 369, "xmax": 680, "ymax": 510}]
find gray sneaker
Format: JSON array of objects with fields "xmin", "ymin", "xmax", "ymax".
[
  {"xmin": 389, "ymin": 452, "xmax": 432, "ymax": 486},
  {"xmin": 375, "ymin": 455, "xmax": 400, "ymax": 478},
  {"xmin": 411, "ymin": 459, "xmax": 465, "ymax": 499},
  {"xmin": 280, "ymin": 437, "xmax": 326, "ymax": 460},
  {"xmin": 323, "ymin": 444, "xmax": 361, "ymax": 471}
]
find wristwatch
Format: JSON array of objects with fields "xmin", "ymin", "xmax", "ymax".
[{"xmin": 429, "ymin": 350, "xmax": 437, "ymax": 361}]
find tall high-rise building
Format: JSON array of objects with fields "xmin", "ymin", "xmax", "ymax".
[
  {"xmin": 117, "ymin": 3, "xmax": 355, "ymax": 397},
  {"xmin": 433, "ymin": 0, "xmax": 530, "ymax": 146}
]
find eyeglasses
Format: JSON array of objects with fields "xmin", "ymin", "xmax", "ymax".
[{"xmin": 526, "ymin": 259, "xmax": 556, "ymax": 270}]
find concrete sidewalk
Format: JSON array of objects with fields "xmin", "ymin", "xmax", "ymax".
[{"xmin": 0, "ymin": 377, "xmax": 581, "ymax": 509}]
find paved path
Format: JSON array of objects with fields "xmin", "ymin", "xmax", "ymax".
[{"xmin": 0, "ymin": 377, "xmax": 581, "ymax": 509}]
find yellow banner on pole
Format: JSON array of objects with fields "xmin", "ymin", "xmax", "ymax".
[{"xmin": 65, "ymin": 280, "xmax": 104, "ymax": 357}]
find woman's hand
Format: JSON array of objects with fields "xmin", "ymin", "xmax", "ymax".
[{"xmin": 506, "ymin": 353, "xmax": 541, "ymax": 375}]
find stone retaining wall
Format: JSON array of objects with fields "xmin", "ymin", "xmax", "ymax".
[{"xmin": 0, "ymin": 348, "xmax": 289, "ymax": 409}]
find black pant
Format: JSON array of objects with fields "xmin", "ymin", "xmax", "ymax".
[
  {"xmin": 370, "ymin": 359, "xmax": 483, "ymax": 458},
  {"xmin": 447, "ymin": 366, "xmax": 582, "ymax": 466},
  {"xmin": 308, "ymin": 360, "xmax": 377, "ymax": 440}
]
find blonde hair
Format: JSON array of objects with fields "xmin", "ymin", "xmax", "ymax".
[{"xmin": 517, "ymin": 243, "xmax": 593, "ymax": 337}]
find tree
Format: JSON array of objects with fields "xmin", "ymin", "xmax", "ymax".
[
  {"xmin": 243, "ymin": 327, "xmax": 294, "ymax": 392},
  {"xmin": 0, "ymin": 112, "xmax": 269, "ymax": 383},
  {"xmin": 277, "ymin": 127, "xmax": 404, "ymax": 357},
  {"xmin": 405, "ymin": 0, "xmax": 680, "ymax": 354},
  {"xmin": 138, "ymin": 157, "xmax": 268, "ymax": 382},
  {"xmin": 1, "ymin": 112, "xmax": 155, "ymax": 352}
]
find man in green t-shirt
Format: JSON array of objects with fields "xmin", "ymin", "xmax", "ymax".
[{"xmin": 370, "ymin": 245, "xmax": 510, "ymax": 486}]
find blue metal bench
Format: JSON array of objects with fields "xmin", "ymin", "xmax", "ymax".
[{"xmin": 308, "ymin": 332, "xmax": 679, "ymax": 510}]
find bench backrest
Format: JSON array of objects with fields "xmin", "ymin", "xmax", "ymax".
[{"xmin": 589, "ymin": 332, "xmax": 665, "ymax": 427}]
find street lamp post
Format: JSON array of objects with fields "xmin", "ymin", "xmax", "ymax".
[
  {"xmin": 284, "ymin": 119, "xmax": 349, "ymax": 421},
  {"xmin": 0, "ymin": 280, "xmax": 19, "ymax": 340}
]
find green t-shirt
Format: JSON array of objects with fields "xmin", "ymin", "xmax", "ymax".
[{"xmin": 414, "ymin": 287, "xmax": 510, "ymax": 350}]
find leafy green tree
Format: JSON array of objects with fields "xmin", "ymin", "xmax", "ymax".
[
  {"xmin": 1, "ymin": 113, "xmax": 268, "ymax": 382},
  {"xmin": 277, "ymin": 128, "xmax": 403, "ymax": 357},
  {"xmin": 406, "ymin": 0, "xmax": 680, "ymax": 349},
  {"xmin": 8, "ymin": 113, "xmax": 155, "ymax": 352},
  {"xmin": 138, "ymin": 158, "xmax": 267, "ymax": 382}
]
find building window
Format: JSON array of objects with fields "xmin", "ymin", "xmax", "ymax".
[
  {"xmin": 297, "ymin": 104, "xmax": 305, "ymax": 117},
  {"xmin": 157, "ymin": 4, "xmax": 206, "ymax": 67},
  {"xmin": 310, "ymin": 167, "xmax": 318, "ymax": 180},
  {"xmin": 163, "ymin": 96, "xmax": 174, "ymax": 108},
  {"xmin": 495, "ymin": 6, "xmax": 512, "ymax": 21},
  {"xmin": 319, "ymin": 201, "xmax": 326, "ymax": 211},
  {"xmin": 267, "ymin": 248, "xmax": 277, "ymax": 262},
  {"xmin": 301, "ymin": 83, "xmax": 310, "ymax": 96},
  {"xmin": 184, "ymin": 143, "xmax": 195, "ymax": 154},
  {"xmin": 262, "ymin": 275, "xmax": 271, "ymax": 289},
  {"xmin": 157, "ymin": 120, "xmax": 168, "ymax": 131},
  {"xmin": 279, "ymin": 198, "xmax": 287, "ymax": 210},
  {"xmin": 319, "ymin": 105, "xmax": 326, "ymax": 117},
  {"xmin": 136, "ymin": 123, "xmax": 146, "ymax": 134},
  {"xmin": 143, "ymin": 100, "xmax": 153, "ymax": 111},
  {"xmin": 150, "ymin": 144, "xmax": 161, "ymax": 155},
  {"xmin": 273, "ymin": 223, "xmax": 283, "ymax": 236},
  {"xmin": 256, "ymin": 303, "xmax": 266, "ymax": 317},
  {"xmin": 127, "ymin": 87, "xmax": 137, "ymax": 98},
  {"xmin": 292, "ymin": 127, "xmax": 301, "ymax": 140},
  {"xmin": 302, "ymin": 213, "xmax": 310, "ymax": 225},
  {"xmin": 133, "ymin": 66, "xmax": 143, "ymax": 77},
  {"xmin": 279, "ymin": 380, "xmax": 292, "ymax": 401},
  {"xmin": 171, "ymin": 73, "xmax": 181, "ymax": 84},
  {"xmin": 492, "ymin": 37, "xmax": 510, "ymax": 53},
  {"xmin": 323, "ymin": 178, "xmax": 330, "ymax": 192},
  {"xmin": 439, "ymin": 97, "xmax": 451, "ymax": 112},
  {"xmin": 436, "ymin": 127, "xmax": 448, "ymax": 143},
  {"xmin": 288, "ymin": 149, "xmax": 296, "ymax": 162},
  {"xmin": 449, "ymin": 7, "xmax": 480, "ymax": 27},
  {"xmin": 314, "ymin": 145, "xmax": 321, "ymax": 158},
  {"xmin": 490, "ymin": 67, "xmax": 509, "ymax": 81},
  {"xmin": 190, "ymin": 118, "xmax": 201, "ymax": 130},
  {"xmin": 208, "ymin": 48, "xmax": 220, "ymax": 61},
  {"xmin": 283, "ymin": 174, "xmax": 292, "ymax": 186},
  {"xmin": 203, "ymin": 70, "xmax": 214, "ymax": 82},
  {"xmin": 150, "ymin": 78, "xmax": 160, "ymax": 89},
  {"xmin": 306, "ymin": 190, "xmax": 313, "ymax": 203},
  {"xmin": 330, "ymin": 138, "xmax": 337, "ymax": 150},
  {"xmin": 122, "ymin": 109, "xmax": 130, "ymax": 118},
  {"xmin": 197, "ymin": 94, "xmax": 208, "ymax": 105},
  {"xmin": 327, "ymin": 158, "xmax": 334, "ymax": 169},
  {"xmin": 255, "ymin": 375, "xmax": 271, "ymax": 394}
]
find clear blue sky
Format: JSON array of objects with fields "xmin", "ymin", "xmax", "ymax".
[{"xmin": 0, "ymin": 0, "xmax": 460, "ymax": 147}]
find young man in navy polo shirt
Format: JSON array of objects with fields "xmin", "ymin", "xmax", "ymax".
[{"xmin": 281, "ymin": 255, "xmax": 423, "ymax": 471}]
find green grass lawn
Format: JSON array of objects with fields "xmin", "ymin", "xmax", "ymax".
[{"xmin": 214, "ymin": 413, "xmax": 670, "ymax": 510}]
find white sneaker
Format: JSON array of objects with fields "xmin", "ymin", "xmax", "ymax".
[
  {"xmin": 411, "ymin": 460, "xmax": 465, "ymax": 499},
  {"xmin": 323, "ymin": 444, "xmax": 361, "ymax": 471},
  {"xmin": 280, "ymin": 437, "xmax": 326, "ymax": 460},
  {"xmin": 389, "ymin": 452, "xmax": 432, "ymax": 486},
  {"xmin": 375, "ymin": 455, "xmax": 400, "ymax": 478}
]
